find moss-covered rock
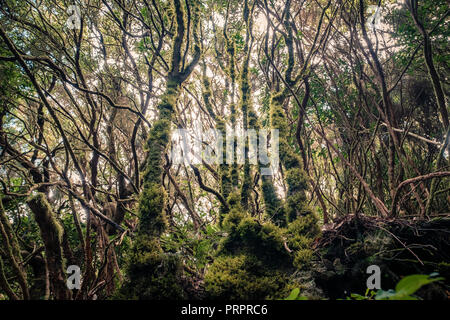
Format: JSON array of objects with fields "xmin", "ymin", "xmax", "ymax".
[
  {"xmin": 204, "ymin": 254, "xmax": 288, "ymax": 300},
  {"xmin": 118, "ymin": 235, "xmax": 185, "ymax": 300},
  {"xmin": 205, "ymin": 207, "xmax": 293, "ymax": 299},
  {"xmin": 220, "ymin": 215, "xmax": 291, "ymax": 268}
]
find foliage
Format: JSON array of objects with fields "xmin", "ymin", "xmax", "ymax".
[
  {"xmin": 0, "ymin": 0, "xmax": 448, "ymax": 300},
  {"xmin": 349, "ymin": 274, "xmax": 445, "ymax": 300}
]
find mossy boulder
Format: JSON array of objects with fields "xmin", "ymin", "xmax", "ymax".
[
  {"xmin": 204, "ymin": 254, "xmax": 289, "ymax": 300},
  {"xmin": 205, "ymin": 209, "xmax": 304, "ymax": 299},
  {"xmin": 118, "ymin": 235, "xmax": 185, "ymax": 299},
  {"xmin": 219, "ymin": 214, "xmax": 291, "ymax": 268}
]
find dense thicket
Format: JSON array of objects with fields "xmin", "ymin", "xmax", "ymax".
[{"xmin": 0, "ymin": 0, "xmax": 448, "ymax": 300}]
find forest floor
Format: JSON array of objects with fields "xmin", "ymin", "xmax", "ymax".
[{"xmin": 311, "ymin": 214, "xmax": 450, "ymax": 299}]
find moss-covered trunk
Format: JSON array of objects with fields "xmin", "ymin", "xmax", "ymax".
[
  {"xmin": 121, "ymin": 0, "xmax": 200, "ymax": 299},
  {"xmin": 27, "ymin": 193, "xmax": 70, "ymax": 300}
]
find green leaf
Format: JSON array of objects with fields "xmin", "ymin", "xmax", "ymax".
[
  {"xmin": 394, "ymin": 274, "xmax": 444, "ymax": 298},
  {"xmin": 285, "ymin": 288, "xmax": 300, "ymax": 300},
  {"xmin": 350, "ymin": 293, "xmax": 367, "ymax": 300}
]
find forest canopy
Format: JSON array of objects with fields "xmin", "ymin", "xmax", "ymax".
[{"xmin": 0, "ymin": 0, "xmax": 449, "ymax": 300}]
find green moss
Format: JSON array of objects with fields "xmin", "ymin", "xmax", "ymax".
[
  {"xmin": 287, "ymin": 219, "xmax": 320, "ymax": 249},
  {"xmin": 261, "ymin": 177, "xmax": 282, "ymax": 221},
  {"xmin": 138, "ymin": 182, "xmax": 168, "ymax": 237},
  {"xmin": 124, "ymin": 0, "xmax": 191, "ymax": 299},
  {"xmin": 285, "ymin": 207, "xmax": 320, "ymax": 270},
  {"xmin": 252, "ymin": 94, "xmax": 282, "ymax": 220},
  {"xmin": 285, "ymin": 168, "xmax": 308, "ymax": 194},
  {"xmin": 118, "ymin": 235, "xmax": 185, "ymax": 299},
  {"xmin": 27, "ymin": 193, "xmax": 64, "ymax": 245},
  {"xmin": 204, "ymin": 254, "xmax": 288, "ymax": 300},
  {"xmin": 268, "ymin": 90, "xmax": 321, "ymax": 270},
  {"xmin": 142, "ymin": 119, "xmax": 172, "ymax": 183},
  {"xmin": 220, "ymin": 216, "xmax": 290, "ymax": 266},
  {"xmin": 222, "ymin": 208, "xmax": 245, "ymax": 231},
  {"xmin": 158, "ymin": 84, "xmax": 178, "ymax": 119},
  {"xmin": 226, "ymin": 191, "xmax": 242, "ymax": 211},
  {"xmin": 205, "ymin": 192, "xmax": 321, "ymax": 299},
  {"xmin": 26, "ymin": 192, "xmax": 69, "ymax": 299},
  {"xmin": 293, "ymin": 249, "xmax": 314, "ymax": 270},
  {"xmin": 219, "ymin": 161, "xmax": 232, "ymax": 220},
  {"xmin": 0, "ymin": 197, "xmax": 24, "ymax": 262},
  {"xmin": 207, "ymin": 85, "xmax": 323, "ymax": 299},
  {"xmin": 224, "ymin": 33, "xmax": 238, "ymax": 189},
  {"xmin": 269, "ymin": 93, "xmax": 288, "ymax": 136},
  {"xmin": 125, "ymin": 89, "xmax": 183, "ymax": 298},
  {"xmin": 206, "ymin": 205, "xmax": 295, "ymax": 299},
  {"xmin": 226, "ymin": 40, "xmax": 236, "ymax": 81}
]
